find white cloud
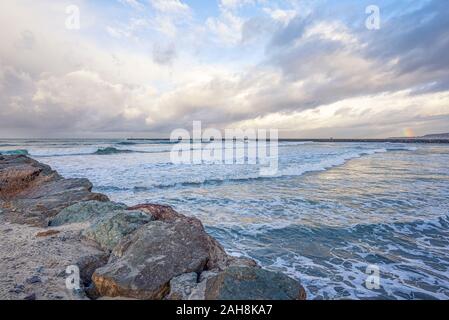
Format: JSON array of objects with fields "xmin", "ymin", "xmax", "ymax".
[
  {"xmin": 220, "ymin": 0, "xmax": 260, "ymax": 10},
  {"xmin": 206, "ymin": 10, "xmax": 244, "ymax": 45},
  {"xmin": 233, "ymin": 90, "xmax": 449, "ymax": 138},
  {"xmin": 118, "ymin": 0, "xmax": 144, "ymax": 10},
  {"xmin": 304, "ymin": 21, "xmax": 359, "ymax": 47},
  {"xmin": 149, "ymin": 0, "xmax": 190, "ymax": 14},
  {"xmin": 263, "ymin": 8, "xmax": 297, "ymax": 25}
]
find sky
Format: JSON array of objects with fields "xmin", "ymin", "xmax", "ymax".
[{"xmin": 0, "ymin": 0, "xmax": 448, "ymax": 138}]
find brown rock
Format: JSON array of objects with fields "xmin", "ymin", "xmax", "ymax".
[
  {"xmin": 36, "ymin": 230, "xmax": 60, "ymax": 237},
  {"xmin": 0, "ymin": 155, "xmax": 109, "ymax": 226},
  {"xmin": 0, "ymin": 156, "xmax": 56, "ymax": 198},
  {"xmin": 128, "ymin": 203, "xmax": 203, "ymax": 228}
]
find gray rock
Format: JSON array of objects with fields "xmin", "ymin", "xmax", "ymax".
[
  {"xmin": 166, "ymin": 273, "xmax": 199, "ymax": 300},
  {"xmin": 82, "ymin": 210, "xmax": 153, "ymax": 251},
  {"xmin": 26, "ymin": 275, "xmax": 42, "ymax": 284},
  {"xmin": 92, "ymin": 220, "xmax": 211, "ymax": 299},
  {"xmin": 166, "ymin": 271, "xmax": 219, "ymax": 300},
  {"xmin": 76, "ymin": 253, "xmax": 110, "ymax": 285},
  {"xmin": 50, "ymin": 201, "xmax": 127, "ymax": 226},
  {"xmin": 167, "ymin": 267, "xmax": 306, "ymax": 300},
  {"xmin": 9, "ymin": 284, "xmax": 25, "ymax": 294},
  {"xmin": 201, "ymin": 266, "xmax": 306, "ymax": 300},
  {"xmin": 129, "ymin": 203, "xmax": 231, "ymax": 270},
  {"xmin": 24, "ymin": 293, "xmax": 36, "ymax": 300}
]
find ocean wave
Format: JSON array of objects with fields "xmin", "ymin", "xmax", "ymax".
[
  {"xmin": 125, "ymin": 140, "xmax": 180, "ymax": 145},
  {"xmin": 33, "ymin": 147, "xmax": 155, "ymax": 157},
  {"xmin": 24, "ymin": 141, "xmax": 317, "ymax": 158},
  {"xmin": 0, "ymin": 149, "xmax": 29, "ymax": 155},
  {"xmin": 279, "ymin": 148, "xmax": 388, "ymax": 176},
  {"xmin": 96, "ymin": 148, "xmax": 390, "ymax": 191},
  {"xmin": 386, "ymin": 146, "xmax": 417, "ymax": 151},
  {"xmin": 93, "ymin": 147, "xmax": 135, "ymax": 155},
  {"xmin": 116, "ymin": 141, "xmax": 138, "ymax": 146},
  {"xmin": 279, "ymin": 141, "xmax": 314, "ymax": 147},
  {"xmin": 217, "ymin": 214, "xmax": 449, "ymax": 299}
]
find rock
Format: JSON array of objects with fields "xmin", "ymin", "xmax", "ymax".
[
  {"xmin": 26, "ymin": 275, "xmax": 42, "ymax": 284},
  {"xmin": 92, "ymin": 220, "xmax": 211, "ymax": 299},
  {"xmin": 50, "ymin": 201, "xmax": 127, "ymax": 226},
  {"xmin": 36, "ymin": 230, "xmax": 60, "ymax": 237},
  {"xmin": 76, "ymin": 253, "xmax": 109, "ymax": 286},
  {"xmin": 166, "ymin": 267, "xmax": 305, "ymax": 301},
  {"xmin": 201, "ymin": 266, "xmax": 306, "ymax": 300},
  {"xmin": 0, "ymin": 155, "xmax": 109, "ymax": 226},
  {"xmin": 128, "ymin": 204, "xmax": 192, "ymax": 223},
  {"xmin": 166, "ymin": 273, "xmax": 199, "ymax": 300},
  {"xmin": 24, "ymin": 293, "xmax": 36, "ymax": 300},
  {"xmin": 82, "ymin": 210, "xmax": 153, "ymax": 251},
  {"xmin": 227, "ymin": 256, "xmax": 259, "ymax": 268},
  {"xmin": 128, "ymin": 203, "xmax": 230, "ymax": 270},
  {"xmin": 0, "ymin": 155, "xmax": 56, "ymax": 198},
  {"xmin": 9, "ymin": 284, "xmax": 25, "ymax": 294}
]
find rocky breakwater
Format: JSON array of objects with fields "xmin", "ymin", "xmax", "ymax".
[{"xmin": 0, "ymin": 155, "xmax": 306, "ymax": 300}]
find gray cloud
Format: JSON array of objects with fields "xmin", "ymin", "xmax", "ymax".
[
  {"xmin": 0, "ymin": 0, "xmax": 448, "ymax": 138},
  {"xmin": 152, "ymin": 43, "xmax": 177, "ymax": 65}
]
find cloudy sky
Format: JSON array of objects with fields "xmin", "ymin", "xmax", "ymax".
[{"xmin": 0, "ymin": 0, "xmax": 448, "ymax": 138}]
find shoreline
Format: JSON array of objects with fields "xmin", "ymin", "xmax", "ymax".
[
  {"xmin": 0, "ymin": 155, "xmax": 306, "ymax": 300},
  {"xmin": 2, "ymin": 138, "xmax": 449, "ymax": 144},
  {"xmin": 126, "ymin": 138, "xmax": 449, "ymax": 143}
]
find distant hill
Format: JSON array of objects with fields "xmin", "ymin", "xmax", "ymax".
[
  {"xmin": 419, "ymin": 133, "xmax": 449, "ymax": 139},
  {"xmin": 389, "ymin": 132, "xmax": 449, "ymax": 139}
]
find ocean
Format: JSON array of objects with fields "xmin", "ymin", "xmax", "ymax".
[{"xmin": 1, "ymin": 139, "xmax": 448, "ymax": 300}]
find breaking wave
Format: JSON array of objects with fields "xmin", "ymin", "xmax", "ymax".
[{"xmin": 0, "ymin": 149, "xmax": 29, "ymax": 155}]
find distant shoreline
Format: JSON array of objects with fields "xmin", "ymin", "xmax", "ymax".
[
  {"xmin": 127, "ymin": 138, "xmax": 449, "ymax": 144},
  {"xmin": 279, "ymin": 138, "xmax": 449, "ymax": 144},
  {"xmin": 1, "ymin": 138, "xmax": 448, "ymax": 144}
]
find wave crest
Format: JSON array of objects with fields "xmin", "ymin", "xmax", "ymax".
[{"xmin": 93, "ymin": 147, "xmax": 134, "ymax": 155}]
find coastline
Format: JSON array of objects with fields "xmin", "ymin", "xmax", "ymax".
[
  {"xmin": 125, "ymin": 138, "xmax": 449, "ymax": 144},
  {"xmin": 0, "ymin": 154, "xmax": 306, "ymax": 300}
]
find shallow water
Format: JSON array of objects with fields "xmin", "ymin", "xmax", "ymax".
[{"xmin": 2, "ymin": 139, "xmax": 448, "ymax": 299}]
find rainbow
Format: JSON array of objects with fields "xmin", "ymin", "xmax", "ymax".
[{"xmin": 403, "ymin": 128, "xmax": 415, "ymax": 138}]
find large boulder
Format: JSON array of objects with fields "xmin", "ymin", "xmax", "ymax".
[
  {"xmin": 92, "ymin": 220, "xmax": 212, "ymax": 299},
  {"xmin": 167, "ymin": 267, "xmax": 306, "ymax": 300},
  {"xmin": 0, "ymin": 155, "xmax": 108, "ymax": 226},
  {"xmin": 50, "ymin": 201, "xmax": 127, "ymax": 226},
  {"xmin": 0, "ymin": 155, "xmax": 57, "ymax": 198},
  {"xmin": 127, "ymin": 203, "xmax": 230, "ymax": 270},
  {"xmin": 82, "ymin": 210, "xmax": 153, "ymax": 251},
  {"xmin": 202, "ymin": 267, "xmax": 306, "ymax": 300},
  {"xmin": 165, "ymin": 272, "xmax": 199, "ymax": 300}
]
